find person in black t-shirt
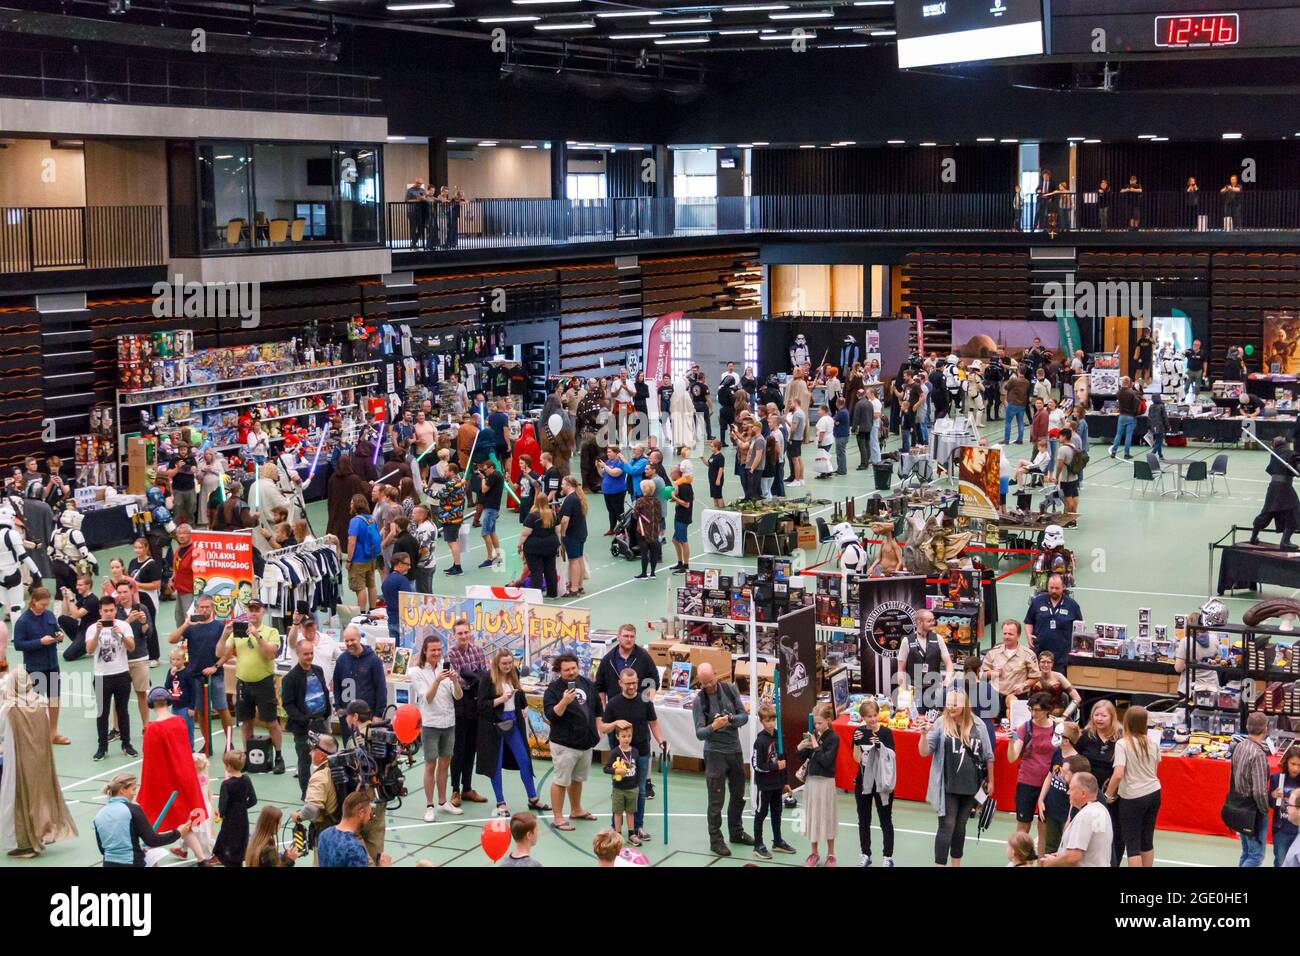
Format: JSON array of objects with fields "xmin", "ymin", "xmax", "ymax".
[
  {"xmin": 518, "ymin": 496, "xmax": 560, "ymax": 597},
  {"xmin": 1133, "ymin": 332, "xmax": 1154, "ymax": 385},
  {"xmin": 58, "ymin": 572, "xmax": 100, "ymax": 661},
  {"xmin": 689, "ymin": 372, "xmax": 713, "ymax": 441},
  {"xmin": 164, "ymin": 445, "xmax": 198, "ymax": 527},
  {"xmin": 557, "ymin": 476, "xmax": 588, "ymax": 596},
  {"xmin": 704, "ymin": 438, "xmax": 725, "ymax": 507},
  {"xmin": 477, "ymin": 459, "xmax": 504, "ymax": 569},
  {"xmin": 669, "ymin": 462, "xmax": 695, "ymax": 573},
  {"xmin": 539, "ymin": 451, "xmax": 563, "ymax": 503},
  {"xmin": 596, "ymin": 665, "xmax": 665, "ymax": 844}
]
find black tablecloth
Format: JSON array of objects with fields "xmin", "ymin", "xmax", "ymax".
[
  {"xmin": 1247, "ymin": 377, "xmax": 1300, "ymax": 401},
  {"xmin": 1086, "ymin": 413, "xmax": 1294, "ymax": 445},
  {"xmin": 1217, "ymin": 544, "xmax": 1300, "ymax": 593},
  {"xmin": 82, "ymin": 504, "xmax": 135, "ymax": 550}
]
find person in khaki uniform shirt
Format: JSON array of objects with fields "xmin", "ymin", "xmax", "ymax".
[
  {"xmin": 294, "ymin": 733, "xmax": 385, "ymax": 864},
  {"xmin": 980, "ymin": 619, "xmax": 1042, "ymax": 712}
]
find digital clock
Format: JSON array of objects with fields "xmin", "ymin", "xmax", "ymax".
[{"xmin": 1154, "ymin": 12, "xmax": 1239, "ymax": 48}]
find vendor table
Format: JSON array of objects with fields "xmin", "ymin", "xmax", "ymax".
[
  {"xmin": 832, "ymin": 715, "xmax": 1018, "ymax": 812},
  {"xmin": 1086, "ymin": 413, "xmax": 1293, "ymax": 446},
  {"xmin": 81, "ymin": 503, "xmax": 137, "ymax": 550},
  {"xmin": 833, "ymin": 715, "xmax": 1283, "ymax": 837},
  {"xmin": 1217, "ymin": 543, "xmax": 1300, "ymax": 593}
]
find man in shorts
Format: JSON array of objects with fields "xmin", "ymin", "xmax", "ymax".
[
  {"xmin": 542, "ymin": 653, "xmax": 602, "ymax": 831},
  {"xmin": 786, "ymin": 398, "xmax": 806, "ymax": 486},
  {"xmin": 219, "ymin": 598, "xmax": 285, "ymax": 774},
  {"xmin": 168, "ymin": 593, "xmax": 232, "ymax": 745},
  {"xmin": 476, "ymin": 458, "xmax": 504, "ymax": 569}
]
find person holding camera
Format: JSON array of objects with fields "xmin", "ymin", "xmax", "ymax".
[
  {"xmin": 292, "ymin": 732, "xmax": 341, "ymax": 859},
  {"xmin": 218, "ymin": 599, "xmax": 284, "ymax": 773},
  {"xmin": 281, "ymin": 638, "xmax": 332, "ymax": 800},
  {"xmin": 12, "ymin": 587, "xmax": 67, "ymax": 744},
  {"xmin": 410, "ymin": 635, "xmax": 463, "ymax": 822},
  {"xmin": 168, "ymin": 594, "xmax": 233, "ymax": 745},
  {"xmin": 86, "ymin": 595, "xmax": 137, "ymax": 761},
  {"xmin": 543, "ymin": 653, "xmax": 602, "ymax": 831},
  {"xmin": 340, "ymin": 700, "xmax": 389, "ymax": 859},
  {"xmin": 691, "ymin": 662, "xmax": 753, "ymax": 856}
]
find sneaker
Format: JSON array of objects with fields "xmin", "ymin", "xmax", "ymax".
[
  {"xmin": 629, "ymin": 832, "xmax": 642, "ymax": 847},
  {"xmin": 884, "ymin": 857, "xmax": 895, "ymax": 867},
  {"xmin": 478, "ymin": 559, "xmax": 496, "ymax": 569},
  {"xmin": 148, "ymin": 660, "xmax": 160, "ymax": 669},
  {"xmin": 859, "ymin": 853, "xmax": 872, "ymax": 868},
  {"xmin": 754, "ymin": 844, "xmax": 772, "ymax": 860},
  {"xmin": 804, "ymin": 852, "xmax": 820, "ymax": 867},
  {"xmin": 107, "ymin": 729, "xmax": 120, "ymax": 742},
  {"xmin": 730, "ymin": 831, "xmax": 755, "ymax": 846},
  {"xmin": 439, "ymin": 801, "xmax": 463, "ymax": 816},
  {"xmin": 122, "ymin": 744, "xmax": 139, "ymax": 758},
  {"xmin": 634, "ymin": 827, "xmax": 651, "ymax": 842},
  {"xmin": 633, "ymin": 573, "xmax": 648, "ymax": 579},
  {"xmin": 93, "ymin": 748, "xmax": 107, "ymax": 761},
  {"xmin": 711, "ymin": 842, "xmax": 732, "ymax": 857},
  {"xmin": 423, "ymin": 805, "xmax": 437, "ymax": 823},
  {"xmin": 646, "ymin": 781, "xmax": 655, "ymax": 799},
  {"xmin": 1108, "ymin": 449, "xmax": 1116, "ymax": 459},
  {"xmin": 446, "ymin": 566, "xmax": 463, "ymax": 576},
  {"xmin": 273, "ymin": 753, "xmax": 285, "ymax": 775},
  {"xmin": 771, "ymin": 839, "xmax": 797, "ymax": 854}
]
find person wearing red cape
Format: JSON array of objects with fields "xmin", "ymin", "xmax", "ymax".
[
  {"xmin": 138, "ymin": 687, "xmax": 214, "ymax": 863},
  {"xmin": 511, "ymin": 422, "xmax": 541, "ymax": 512}
]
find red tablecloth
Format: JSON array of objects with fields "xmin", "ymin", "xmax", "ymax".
[
  {"xmin": 833, "ymin": 715, "xmax": 1018, "ymax": 813},
  {"xmin": 833, "ymin": 714, "xmax": 1283, "ymax": 838}
]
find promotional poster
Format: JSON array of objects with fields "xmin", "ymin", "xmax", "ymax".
[
  {"xmin": 189, "ymin": 530, "xmax": 255, "ymax": 620},
  {"xmin": 958, "ymin": 445, "xmax": 1002, "ymax": 520},
  {"xmin": 776, "ymin": 604, "xmax": 816, "ymax": 786},
  {"xmin": 858, "ymin": 574, "xmax": 927, "ymax": 695}
]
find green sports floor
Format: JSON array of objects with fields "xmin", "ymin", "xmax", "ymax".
[{"xmin": 4, "ymin": 418, "xmax": 1283, "ymax": 868}]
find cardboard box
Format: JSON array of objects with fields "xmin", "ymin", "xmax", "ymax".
[
  {"xmin": 669, "ymin": 643, "xmax": 731, "ymax": 683},
  {"xmin": 733, "ymin": 659, "xmax": 775, "ymax": 697},
  {"xmin": 647, "ymin": 639, "xmax": 676, "ymax": 669},
  {"xmin": 1067, "ymin": 664, "xmax": 1117, "ymax": 690},
  {"xmin": 797, "ymin": 524, "xmax": 818, "ymax": 550},
  {"xmin": 1114, "ymin": 669, "xmax": 1180, "ymax": 695},
  {"xmin": 127, "ymin": 437, "xmax": 149, "ymax": 495}
]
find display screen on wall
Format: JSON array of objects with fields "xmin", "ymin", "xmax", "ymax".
[{"xmin": 896, "ymin": 0, "xmax": 1045, "ymax": 68}]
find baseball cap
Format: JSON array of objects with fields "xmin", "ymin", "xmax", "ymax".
[{"xmin": 246, "ymin": 598, "xmax": 264, "ymax": 609}]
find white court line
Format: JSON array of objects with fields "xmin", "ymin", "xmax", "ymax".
[{"xmin": 386, "ymin": 812, "xmax": 1210, "ymax": 866}]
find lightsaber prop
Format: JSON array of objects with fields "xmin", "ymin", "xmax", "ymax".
[
  {"xmin": 373, "ymin": 469, "xmax": 402, "ymax": 486},
  {"xmin": 372, "ymin": 420, "xmax": 385, "ymax": 467},
  {"xmin": 306, "ymin": 425, "xmax": 326, "ymax": 482},
  {"xmin": 152, "ymin": 791, "xmax": 178, "ymax": 831},
  {"xmin": 489, "ymin": 452, "xmax": 521, "ymax": 504},
  {"xmin": 1242, "ymin": 424, "xmax": 1300, "ymax": 477}
]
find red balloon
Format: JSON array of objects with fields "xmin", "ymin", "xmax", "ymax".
[
  {"xmin": 392, "ymin": 704, "xmax": 421, "ymax": 746},
  {"xmin": 480, "ymin": 819, "xmax": 511, "ymax": 862}
]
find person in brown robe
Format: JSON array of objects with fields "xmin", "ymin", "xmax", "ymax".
[
  {"xmin": 0, "ymin": 669, "xmax": 78, "ymax": 857},
  {"xmin": 326, "ymin": 455, "xmax": 372, "ymax": 543}
]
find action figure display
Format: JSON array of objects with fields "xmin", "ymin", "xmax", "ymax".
[{"xmin": 832, "ymin": 522, "xmax": 868, "ymax": 576}]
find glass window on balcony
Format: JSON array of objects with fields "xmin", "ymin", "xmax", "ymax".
[
  {"xmin": 251, "ymin": 142, "xmax": 332, "ymax": 246},
  {"xmin": 335, "ymin": 145, "xmax": 381, "ymax": 244},
  {"xmin": 198, "ymin": 142, "xmax": 253, "ymax": 250},
  {"xmin": 566, "ymin": 173, "xmax": 606, "ymax": 200}
]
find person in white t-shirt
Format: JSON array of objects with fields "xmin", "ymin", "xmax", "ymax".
[
  {"xmin": 409, "ymin": 635, "xmax": 463, "ymax": 822},
  {"xmin": 814, "ymin": 405, "xmax": 835, "ymax": 480},
  {"xmin": 86, "ymin": 595, "xmax": 138, "ymax": 760},
  {"xmin": 1040, "ymin": 772, "xmax": 1113, "ymax": 866}
]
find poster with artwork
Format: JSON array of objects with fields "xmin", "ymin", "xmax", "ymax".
[
  {"xmin": 397, "ymin": 593, "xmax": 527, "ymax": 655},
  {"xmin": 957, "ymin": 445, "xmax": 1001, "ymax": 520},
  {"xmin": 190, "ymin": 531, "xmax": 255, "ymax": 620},
  {"xmin": 1264, "ymin": 311, "xmax": 1300, "ymax": 375},
  {"xmin": 701, "ymin": 509, "xmax": 744, "ymax": 557},
  {"xmin": 776, "ymin": 604, "xmax": 816, "ymax": 788},
  {"xmin": 527, "ymin": 604, "xmax": 593, "ymax": 678}
]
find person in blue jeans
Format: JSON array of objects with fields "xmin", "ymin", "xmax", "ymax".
[
  {"xmin": 1109, "ymin": 378, "xmax": 1141, "ymax": 460},
  {"xmin": 1003, "ymin": 367, "xmax": 1031, "ymax": 444},
  {"xmin": 833, "ymin": 397, "xmax": 851, "ymax": 476},
  {"xmin": 1231, "ymin": 712, "xmax": 1273, "ymax": 867},
  {"xmin": 598, "ymin": 667, "xmax": 665, "ymax": 844},
  {"xmin": 477, "ymin": 649, "xmax": 549, "ymax": 818}
]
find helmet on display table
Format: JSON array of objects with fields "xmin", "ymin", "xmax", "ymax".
[
  {"xmin": 1198, "ymin": 598, "xmax": 1229, "ymax": 628},
  {"xmin": 1041, "ymin": 524, "xmax": 1066, "ymax": 549},
  {"xmin": 832, "ymin": 521, "xmax": 868, "ymax": 575}
]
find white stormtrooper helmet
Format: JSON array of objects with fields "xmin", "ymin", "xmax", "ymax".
[
  {"xmin": 1042, "ymin": 524, "xmax": 1066, "ymax": 549},
  {"xmin": 831, "ymin": 522, "xmax": 860, "ymax": 549},
  {"xmin": 0, "ymin": 503, "xmax": 14, "ymax": 529},
  {"xmin": 58, "ymin": 507, "xmax": 85, "ymax": 531},
  {"xmin": 795, "ymin": 334, "xmax": 808, "ymax": 346},
  {"xmin": 946, "ymin": 354, "xmax": 959, "ymax": 366},
  {"xmin": 1198, "ymin": 598, "xmax": 1229, "ymax": 628}
]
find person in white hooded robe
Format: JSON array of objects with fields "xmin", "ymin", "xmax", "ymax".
[{"xmin": 670, "ymin": 376, "xmax": 698, "ymax": 454}]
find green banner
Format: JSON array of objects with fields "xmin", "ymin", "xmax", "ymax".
[{"xmin": 1056, "ymin": 309, "xmax": 1082, "ymax": 358}]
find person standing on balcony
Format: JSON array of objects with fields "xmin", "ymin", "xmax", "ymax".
[
  {"xmin": 1096, "ymin": 179, "xmax": 1111, "ymax": 231},
  {"xmin": 448, "ymin": 188, "xmax": 467, "ymax": 248},
  {"xmin": 404, "ymin": 179, "xmax": 428, "ymax": 250},
  {"xmin": 1121, "ymin": 176, "xmax": 1143, "ymax": 230}
]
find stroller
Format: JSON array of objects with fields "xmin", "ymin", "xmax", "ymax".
[{"xmin": 610, "ymin": 507, "xmax": 642, "ymax": 560}]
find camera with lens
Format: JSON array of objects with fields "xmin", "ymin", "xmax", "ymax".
[{"xmin": 321, "ymin": 720, "xmax": 409, "ymax": 809}]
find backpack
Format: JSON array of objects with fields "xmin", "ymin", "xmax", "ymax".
[
  {"xmin": 353, "ymin": 514, "xmax": 381, "ymax": 562},
  {"xmin": 1065, "ymin": 448, "xmax": 1089, "ymax": 477}
]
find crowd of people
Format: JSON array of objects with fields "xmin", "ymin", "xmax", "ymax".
[{"xmin": 1017, "ymin": 168, "xmax": 1250, "ymax": 232}]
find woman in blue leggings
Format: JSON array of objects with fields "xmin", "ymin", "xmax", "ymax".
[{"xmin": 476, "ymin": 648, "xmax": 549, "ymax": 818}]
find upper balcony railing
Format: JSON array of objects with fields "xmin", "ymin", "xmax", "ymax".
[
  {"xmin": 0, "ymin": 205, "xmax": 164, "ymax": 275},
  {"xmin": 387, "ymin": 190, "xmax": 1300, "ymax": 252},
  {"xmin": 0, "ymin": 46, "xmax": 382, "ymax": 115}
]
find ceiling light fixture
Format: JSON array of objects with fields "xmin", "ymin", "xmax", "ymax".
[
  {"xmin": 478, "ymin": 15, "xmax": 539, "ymax": 23},
  {"xmin": 722, "ymin": 4, "xmax": 789, "ymax": 11},
  {"xmin": 535, "ymin": 20, "xmax": 595, "ymax": 29},
  {"xmin": 770, "ymin": 10, "xmax": 833, "ymax": 19},
  {"xmin": 387, "ymin": 2, "xmax": 455, "ymax": 10},
  {"xmin": 1222, "ymin": 132, "xmax": 1243, "ymax": 139},
  {"xmin": 655, "ymin": 36, "xmax": 710, "ymax": 43},
  {"xmin": 650, "ymin": 16, "xmax": 712, "ymax": 25},
  {"xmin": 610, "ymin": 32, "xmax": 666, "ymax": 39}
]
